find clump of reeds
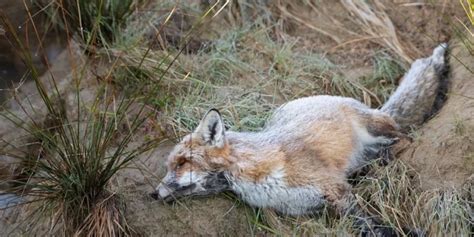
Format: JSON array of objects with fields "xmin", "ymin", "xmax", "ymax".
[
  {"xmin": 0, "ymin": 8, "xmax": 158, "ymax": 235},
  {"xmin": 36, "ymin": 0, "xmax": 145, "ymax": 47}
]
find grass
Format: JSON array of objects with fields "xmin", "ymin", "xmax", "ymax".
[
  {"xmin": 340, "ymin": 0, "xmax": 417, "ymax": 64},
  {"xmin": 355, "ymin": 161, "xmax": 472, "ymax": 236},
  {"xmin": 0, "ymin": 1, "xmax": 231, "ymax": 235},
  {"xmin": 453, "ymin": 115, "xmax": 467, "ymax": 136},
  {"xmin": 35, "ymin": 0, "xmax": 145, "ymax": 47},
  {"xmin": 114, "ymin": 19, "xmax": 403, "ymax": 137},
  {"xmin": 3, "ymin": 89, "xmax": 156, "ymax": 235},
  {"xmin": 360, "ymin": 51, "xmax": 406, "ymax": 105}
]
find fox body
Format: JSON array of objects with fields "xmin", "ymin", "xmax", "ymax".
[
  {"xmin": 154, "ymin": 96, "xmax": 399, "ymax": 214},
  {"xmin": 151, "ymin": 44, "xmax": 447, "ymax": 235}
]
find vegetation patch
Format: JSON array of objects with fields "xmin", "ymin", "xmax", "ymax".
[
  {"xmin": 113, "ymin": 18, "xmax": 403, "ymax": 137},
  {"xmin": 0, "ymin": 9, "xmax": 158, "ymax": 236},
  {"xmin": 36, "ymin": 0, "xmax": 146, "ymax": 47}
]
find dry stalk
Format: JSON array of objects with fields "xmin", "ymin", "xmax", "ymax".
[{"xmin": 341, "ymin": 0, "xmax": 415, "ymax": 63}]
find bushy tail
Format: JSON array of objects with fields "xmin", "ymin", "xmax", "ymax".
[{"xmin": 381, "ymin": 43, "xmax": 448, "ymax": 131}]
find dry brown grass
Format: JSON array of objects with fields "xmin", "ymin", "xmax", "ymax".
[
  {"xmin": 341, "ymin": 0, "xmax": 418, "ymax": 64},
  {"xmin": 112, "ymin": 1, "xmax": 406, "ymax": 138},
  {"xmin": 75, "ymin": 192, "xmax": 133, "ymax": 237}
]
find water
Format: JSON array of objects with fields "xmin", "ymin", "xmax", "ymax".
[
  {"xmin": 0, "ymin": 193, "xmax": 22, "ymax": 209},
  {"xmin": 0, "ymin": 61, "xmax": 21, "ymax": 103},
  {"xmin": 0, "ymin": 42, "xmax": 65, "ymax": 104}
]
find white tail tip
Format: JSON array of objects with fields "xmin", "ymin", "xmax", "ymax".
[{"xmin": 432, "ymin": 43, "xmax": 448, "ymax": 62}]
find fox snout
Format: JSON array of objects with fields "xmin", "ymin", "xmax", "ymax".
[
  {"xmin": 150, "ymin": 183, "xmax": 196, "ymax": 202},
  {"xmin": 150, "ymin": 172, "xmax": 229, "ymax": 202}
]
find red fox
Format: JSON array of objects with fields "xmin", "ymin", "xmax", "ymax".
[{"xmin": 150, "ymin": 44, "xmax": 447, "ymax": 236}]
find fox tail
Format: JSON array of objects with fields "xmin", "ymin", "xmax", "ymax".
[{"xmin": 381, "ymin": 43, "xmax": 449, "ymax": 131}]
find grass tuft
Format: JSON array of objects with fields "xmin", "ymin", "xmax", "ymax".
[
  {"xmin": 0, "ymin": 8, "xmax": 159, "ymax": 235},
  {"xmin": 36, "ymin": 0, "xmax": 145, "ymax": 47}
]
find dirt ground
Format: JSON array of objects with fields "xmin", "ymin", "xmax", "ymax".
[{"xmin": 0, "ymin": 0, "xmax": 472, "ymax": 236}]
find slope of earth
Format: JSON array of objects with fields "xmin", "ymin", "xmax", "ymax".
[{"xmin": 399, "ymin": 41, "xmax": 474, "ymax": 190}]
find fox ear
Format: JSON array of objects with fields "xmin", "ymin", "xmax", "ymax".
[{"xmin": 195, "ymin": 109, "xmax": 226, "ymax": 147}]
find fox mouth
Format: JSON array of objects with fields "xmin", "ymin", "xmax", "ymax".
[
  {"xmin": 150, "ymin": 183, "xmax": 197, "ymax": 203},
  {"xmin": 150, "ymin": 186, "xmax": 230, "ymax": 203},
  {"xmin": 151, "ymin": 186, "xmax": 230, "ymax": 203}
]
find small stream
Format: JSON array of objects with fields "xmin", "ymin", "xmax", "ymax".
[
  {"xmin": 0, "ymin": 42, "xmax": 64, "ymax": 104},
  {"xmin": 0, "ymin": 61, "xmax": 21, "ymax": 103},
  {"xmin": 0, "ymin": 193, "xmax": 22, "ymax": 209}
]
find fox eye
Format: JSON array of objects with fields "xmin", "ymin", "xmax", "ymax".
[{"xmin": 176, "ymin": 158, "xmax": 187, "ymax": 169}]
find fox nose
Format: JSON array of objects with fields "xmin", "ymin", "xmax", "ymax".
[
  {"xmin": 150, "ymin": 184, "xmax": 172, "ymax": 201},
  {"xmin": 149, "ymin": 191, "xmax": 159, "ymax": 200}
]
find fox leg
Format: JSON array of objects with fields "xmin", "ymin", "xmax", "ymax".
[
  {"xmin": 347, "ymin": 138, "xmax": 397, "ymax": 182},
  {"xmin": 347, "ymin": 115, "xmax": 409, "ymax": 180},
  {"xmin": 365, "ymin": 114, "xmax": 408, "ymax": 163},
  {"xmin": 323, "ymin": 180, "xmax": 412, "ymax": 237}
]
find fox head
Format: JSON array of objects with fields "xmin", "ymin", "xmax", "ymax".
[{"xmin": 150, "ymin": 109, "xmax": 232, "ymax": 202}]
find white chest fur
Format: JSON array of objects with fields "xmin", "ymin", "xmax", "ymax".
[{"xmin": 227, "ymin": 169, "xmax": 325, "ymax": 216}]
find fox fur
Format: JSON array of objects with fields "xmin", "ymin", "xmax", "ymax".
[{"xmin": 151, "ymin": 44, "xmax": 448, "ymax": 236}]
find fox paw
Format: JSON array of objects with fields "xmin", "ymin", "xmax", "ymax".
[{"xmin": 361, "ymin": 227, "xmax": 425, "ymax": 237}]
